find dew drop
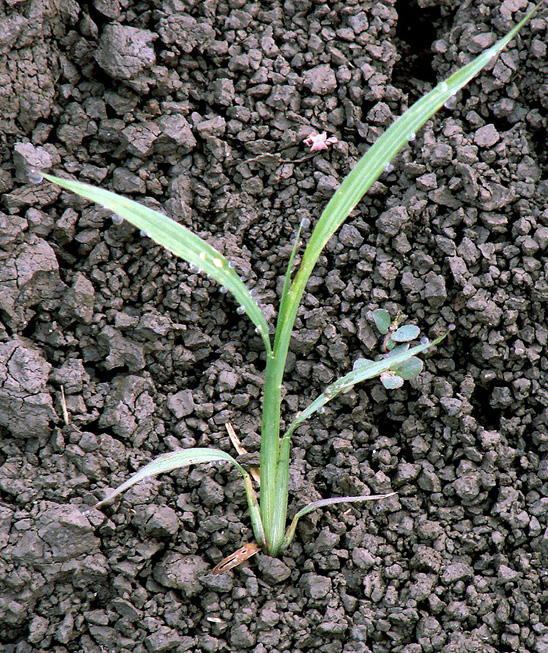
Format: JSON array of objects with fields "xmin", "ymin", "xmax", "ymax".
[
  {"xmin": 27, "ymin": 169, "xmax": 43, "ymax": 184},
  {"xmin": 384, "ymin": 162, "xmax": 394, "ymax": 173},
  {"xmin": 228, "ymin": 261, "xmax": 236, "ymax": 269},
  {"xmin": 448, "ymin": 323, "xmax": 456, "ymax": 331},
  {"xmin": 444, "ymin": 95, "xmax": 457, "ymax": 110},
  {"xmin": 220, "ymin": 286, "xmax": 228, "ymax": 294},
  {"xmin": 300, "ymin": 217, "xmax": 311, "ymax": 230},
  {"xmin": 318, "ymin": 407, "xmax": 325, "ymax": 414},
  {"xmin": 140, "ymin": 230, "xmax": 148, "ymax": 238},
  {"xmin": 189, "ymin": 263, "xmax": 199, "ymax": 272},
  {"xmin": 199, "ymin": 252, "xmax": 207, "ymax": 262},
  {"xmin": 213, "ymin": 258, "xmax": 223, "ymax": 268},
  {"xmin": 408, "ymin": 132, "xmax": 416, "ymax": 142},
  {"xmin": 420, "ymin": 336, "xmax": 430, "ymax": 345},
  {"xmin": 439, "ymin": 81, "xmax": 449, "ymax": 93},
  {"xmin": 112, "ymin": 214, "xmax": 124, "ymax": 225},
  {"xmin": 250, "ymin": 288, "xmax": 258, "ymax": 298},
  {"xmin": 255, "ymin": 326, "xmax": 262, "ymax": 334},
  {"xmin": 236, "ymin": 306, "xmax": 245, "ymax": 314}
]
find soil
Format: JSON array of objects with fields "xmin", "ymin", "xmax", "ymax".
[{"xmin": 1, "ymin": 0, "xmax": 548, "ymax": 651}]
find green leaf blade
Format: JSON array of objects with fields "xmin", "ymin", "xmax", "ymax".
[
  {"xmin": 384, "ymin": 343, "xmax": 410, "ymax": 358},
  {"xmin": 42, "ymin": 173, "xmax": 272, "ymax": 355},
  {"xmin": 292, "ymin": 492, "xmax": 397, "ymax": 520},
  {"xmin": 352, "ymin": 358, "xmax": 376, "ymax": 371},
  {"xmin": 288, "ymin": 4, "xmax": 541, "ymax": 324},
  {"xmin": 92, "ymin": 448, "xmax": 247, "ymax": 509},
  {"xmin": 342, "ymin": 334, "xmax": 445, "ymax": 387},
  {"xmin": 281, "ymin": 492, "xmax": 396, "ymax": 550},
  {"xmin": 286, "ymin": 333, "xmax": 447, "ymax": 433}
]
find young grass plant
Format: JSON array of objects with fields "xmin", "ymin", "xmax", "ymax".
[{"xmin": 38, "ymin": 6, "xmax": 539, "ymax": 564}]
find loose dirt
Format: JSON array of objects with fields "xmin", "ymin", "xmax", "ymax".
[{"xmin": 1, "ymin": 1, "xmax": 547, "ymax": 651}]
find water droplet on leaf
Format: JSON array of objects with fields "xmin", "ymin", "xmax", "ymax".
[
  {"xmin": 444, "ymin": 95, "xmax": 457, "ymax": 110},
  {"xmin": 27, "ymin": 169, "xmax": 43, "ymax": 184}
]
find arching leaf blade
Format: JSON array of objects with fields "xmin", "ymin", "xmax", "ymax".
[
  {"xmin": 92, "ymin": 448, "xmax": 248, "ymax": 509},
  {"xmin": 42, "ymin": 173, "xmax": 272, "ymax": 354},
  {"xmin": 281, "ymin": 492, "xmax": 397, "ymax": 550},
  {"xmin": 290, "ymin": 4, "xmax": 541, "ymax": 312},
  {"xmin": 286, "ymin": 334, "xmax": 446, "ymax": 435}
]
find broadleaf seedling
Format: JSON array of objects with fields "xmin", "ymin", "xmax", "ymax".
[
  {"xmin": 391, "ymin": 325, "xmax": 421, "ymax": 343},
  {"xmin": 372, "ymin": 309, "xmax": 391, "ymax": 335},
  {"xmin": 34, "ymin": 6, "xmax": 540, "ymax": 566},
  {"xmin": 369, "ymin": 312, "xmax": 432, "ymax": 389}
]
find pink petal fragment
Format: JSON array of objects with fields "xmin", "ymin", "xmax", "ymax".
[{"xmin": 303, "ymin": 131, "xmax": 338, "ymax": 151}]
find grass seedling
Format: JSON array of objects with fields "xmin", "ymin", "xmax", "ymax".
[{"xmin": 37, "ymin": 6, "xmax": 539, "ymax": 564}]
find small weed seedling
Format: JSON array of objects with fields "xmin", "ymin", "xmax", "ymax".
[{"xmin": 36, "ymin": 7, "xmax": 539, "ymax": 567}]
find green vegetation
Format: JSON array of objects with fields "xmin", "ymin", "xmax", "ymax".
[{"xmin": 39, "ymin": 5, "xmax": 539, "ymax": 563}]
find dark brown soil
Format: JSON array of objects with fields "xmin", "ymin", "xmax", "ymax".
[{"xmin": 2, "ymin": 1, "xmax": 548, "ymax": 651}]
